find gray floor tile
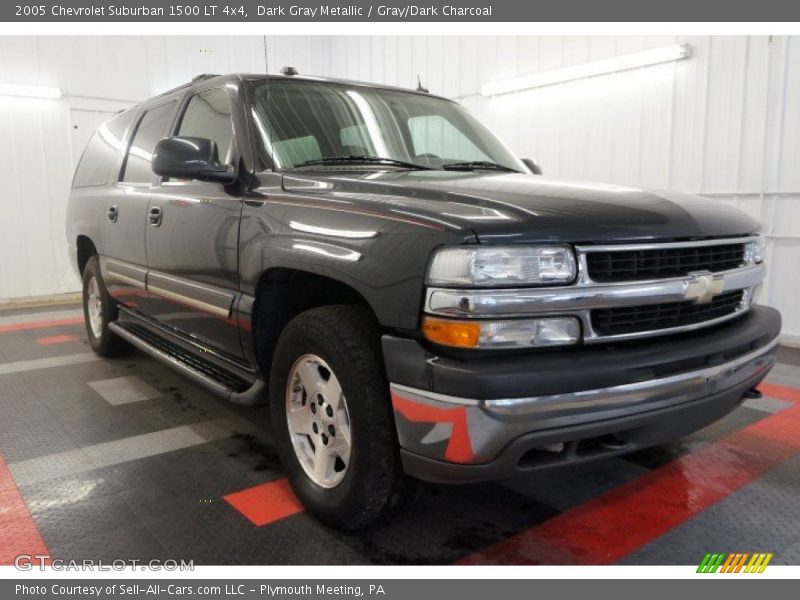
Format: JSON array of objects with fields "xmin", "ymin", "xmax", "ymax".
[{"xmin": 89, "ymin": 376, "xmax": 162, "ymax": 405}]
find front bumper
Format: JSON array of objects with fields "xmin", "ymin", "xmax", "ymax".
[{"xmin": 383, "ymin": 305, "xmax": 781, "ymax": 483}]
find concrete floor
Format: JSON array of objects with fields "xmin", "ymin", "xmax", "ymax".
[{"xmin": 1, "ymin": 301, "xmax": 799, "ymax": 566}]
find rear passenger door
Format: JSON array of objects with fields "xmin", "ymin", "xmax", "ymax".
[
  {"xmin": 103, "ymin": 101, "xmax": 178, "ymax": 307},
  {"xmin": 144, "ymin": 86, "xmax": 245, "ymax": 359}
]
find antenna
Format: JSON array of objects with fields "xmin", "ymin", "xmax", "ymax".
[
  {"xmin": 262, "ymin": 35, "xmax": 271, "ymax": 119},
  {"xmin": 258, "ymin": 36, "xmax": 273, "ymax": 171},
  {"xmin": 416, "ymin": 75, "xmax": 429, "ymax": 93},
  {"xmin": 262, "ymin": 35, "xmax": 268, "ymax": 75}
]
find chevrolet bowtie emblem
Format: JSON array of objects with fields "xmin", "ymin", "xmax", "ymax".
[{"xmin": 684, "ymin": 271, "xmax": 724, "ymax": 304}]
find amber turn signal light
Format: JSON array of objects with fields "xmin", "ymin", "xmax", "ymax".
[{"xmin": 422, "ymin": 317, "xmax": 481, "ymax": 348}]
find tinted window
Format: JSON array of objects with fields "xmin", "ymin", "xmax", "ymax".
[
  {"xmin": 408, "ymin": 115, "xmax": 489, "ymax": 162},
  {"xmin": 121, "ymin": 102, "xmax": 177, "ymax": 183},
  {"xmin": 249, "ymin": 80, "xmax": 525, "ymax": 172},
  {"xmin": 273, "ymin": 135, "xmax": 321, "ymax": 166},
  {"xmin": 177, "ymin": 88, "xmax": 235, "ymax": 164},
  {"xmin": 72, "ymin": 110, "xmax": 136, "ymax": 188}
]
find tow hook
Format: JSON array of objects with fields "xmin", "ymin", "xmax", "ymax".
[
  {"xmin": 743, "ymin": 388, "xmax": 763, "ymax": 399},
  {"xmin": 600, "ymin": 436, "xmax": 630, "ymax": 451}
]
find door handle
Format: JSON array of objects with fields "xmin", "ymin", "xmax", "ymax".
[
  {"xmin": 107, "ymin": 205, "xmax": 118, "ymax": 222},
  {"xmin": 148, "ymin": 206, "xmax": 163, "ymax": 227}
]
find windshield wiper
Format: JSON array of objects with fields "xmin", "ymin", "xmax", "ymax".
[
  {"xmin": 296, "ymin": 155, "xmax": 431, "ymax": 170},
  {"xmin": 442, "ymin": 160, "xmax": 519, "ymax": 173}
]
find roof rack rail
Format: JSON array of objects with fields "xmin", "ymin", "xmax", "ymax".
[{"xmin": 153, "ymin": 74, "xmax": 221, "ymax": 99}]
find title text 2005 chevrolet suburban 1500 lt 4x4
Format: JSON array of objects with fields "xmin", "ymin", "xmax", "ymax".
[{"xmin": 67, "ymin": 72, "xmax": 781, "ymax": 529}]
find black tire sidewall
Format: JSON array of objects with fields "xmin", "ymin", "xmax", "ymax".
[
  {"xmin": 269, "ymin": 307, "xmax": 399, "ymax": 529},
  {"xmin": 82, "ymin": 256, "xmax": 119, "ymax": 356}
]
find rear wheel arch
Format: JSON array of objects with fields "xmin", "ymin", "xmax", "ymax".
[
  {"xmin": 76, "ymin": 235, "xmax": 97, "ymax": 276},
  {"xmin": 81, "ymin": 255, "xmax": 130, "ymax": 357}
]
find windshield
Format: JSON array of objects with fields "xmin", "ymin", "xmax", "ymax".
[{"xmin": 248, "ymin": 79, "xmax": 526, "ymax": 173}]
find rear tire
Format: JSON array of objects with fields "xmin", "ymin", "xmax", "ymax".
[
  {"xmin": 269, "ymin": 305, "xmax": 408, "ymax": 529},
  {"xmin": 82, "ymin": 256, "xmax": 129, "ymax": 357}
]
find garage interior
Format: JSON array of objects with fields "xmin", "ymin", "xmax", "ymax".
[{"xmin": 1, "ymin": 35, "xmax": 799, "ymax": 565}]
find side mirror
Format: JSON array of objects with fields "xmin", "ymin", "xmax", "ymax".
[
  {"xmin": 152, "ymin": 136, "xmax": 235, "ymax": 184},
  {"xmin": 521, "ymin": 158, "xmax": 543, "ymax": 175}
]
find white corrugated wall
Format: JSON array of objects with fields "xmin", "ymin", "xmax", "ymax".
[
  {"xmin": 0, "ymin": 35, "xmax": 797, "ymax": 342},
  {"xmin": 0, "ymin": 35, "xmax": 313, "ymax": 300},
  {"xmin": 322, "ymin": 36, "xmax": 800, "ymax": 342}
]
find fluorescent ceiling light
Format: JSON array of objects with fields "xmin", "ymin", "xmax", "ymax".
[
  {"xmin": 481, "ymin": 44, "xmax": 692, "ymax": 97},
  {"xmin": 0, "ymin": 83, "xmax": 63, "ymax": 100}
]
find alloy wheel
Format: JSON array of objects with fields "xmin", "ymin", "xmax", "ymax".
[
  {"xmin": 285, "ymin": 354, "xmax": 352, "ymax": 488},
  {"xmin": 86, "ymin": 276, "xmax": 104, "ymax": 339}
]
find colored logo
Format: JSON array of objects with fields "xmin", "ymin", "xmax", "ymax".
[{"xmin": 697, "ymin": 552, "xmax": 773, "ymax": 573}]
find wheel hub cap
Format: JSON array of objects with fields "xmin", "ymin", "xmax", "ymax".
[
  {"xmin": 285, "ymin": 355, "xmax": 352, "ymax": 488},
  {"xmin": 87, "ymin": 276, "xmax": 103, "ymax": 339}
]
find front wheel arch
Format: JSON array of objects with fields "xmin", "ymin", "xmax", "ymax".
[{"xmin": 251, "ymin": 268, "xmax": 378, "ymax": 379}]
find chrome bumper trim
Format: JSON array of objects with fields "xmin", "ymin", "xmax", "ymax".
[{"xmin": 392, "ymin": 337, "xmax": 777, "ymax": 418}]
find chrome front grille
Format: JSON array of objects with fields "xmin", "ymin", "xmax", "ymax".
[
  {"xmin": 574, "ymin": 237, "xmax": 759, "ymax": 341},
  {"xmin": 424, "ymin": 236, "xmax": 764, "ymax": 344},
  {"xmin": 585, "ymin": 243, "xmax": 746, "ymax": 282},
  {"xmin": 591, "ymin": 290, "xmax": 746, "ymax": 337}
]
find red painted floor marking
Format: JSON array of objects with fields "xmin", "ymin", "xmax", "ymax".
[
  {"xmin": 760, "ymin": 382, "xmax": 800, "ymax": 404},
  {"xmin": 35, "ymin": 334, "xmax": 80, "ymax": 345},
  {"xmin": 0, "ymin": 456, "xmax": 49, "ymax": 565},
  {"xmin": 0, "ymin": 317, "xmax": 84, "ymax": 334},
  {"xmin": 459, "ymin": 383, "xmax": 800, "ymax": 565},
  {"xmin": 224, "ymin": 478, "xmax": 304, "ymax": 526}
]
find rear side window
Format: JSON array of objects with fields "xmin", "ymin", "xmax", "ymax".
[
  {"xmin": 72, "ymin": 110, "xmax": 136, "ymax": 188},
  {"xmin": 177, "ymin": 88, "xmax": 235, "ymax": 164},
  {"xmin": 121, "ymin": 102, "xmax": 177, "ymax": 184}
]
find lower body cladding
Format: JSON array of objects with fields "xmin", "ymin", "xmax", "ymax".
[{"xmin": 383, "ymin": 305, "xmax": 781, "ymax": 483}]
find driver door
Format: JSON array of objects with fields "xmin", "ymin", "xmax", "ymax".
[{"xmin": 144, "ymin": 86, "xmax": 245, "ymax": 359}]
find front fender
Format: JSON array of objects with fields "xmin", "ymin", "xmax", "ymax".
[{"xmin": 238, "ymin": 188, "xmax": 475, "ymax": 331}]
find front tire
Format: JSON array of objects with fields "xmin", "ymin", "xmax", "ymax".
[
  {"xmin": 82, "ymin": 256, "xmax": 129, "ymax": 357},
  {"xmin": 269, "ymin": 305, "xmax": 406, "ymax": 529}
]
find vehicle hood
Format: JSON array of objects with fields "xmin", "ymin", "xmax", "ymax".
[{"xmin": 281, "ymin": 170, "xmax": 760, "ymax": 243}]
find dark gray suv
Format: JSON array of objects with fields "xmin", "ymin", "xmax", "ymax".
[{"xmin": 67, "ymin": 72, "xmax": 780, "ymax": 529}]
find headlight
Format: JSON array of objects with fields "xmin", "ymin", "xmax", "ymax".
[
  {"xmin": 423, "ymin": 316, "xmax": 580, "ymax": 349},
  {"xmin": 744, "ymin": 235, "xmax": 766, "ymax": 265},
  {"xmin": 427, "ymin": 245, "xmax": 576, "ymax": 287}
]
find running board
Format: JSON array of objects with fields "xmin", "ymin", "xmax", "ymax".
[{"xmin": 109, "ymin": 321, "xmax": 267, "ymax": 406}]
